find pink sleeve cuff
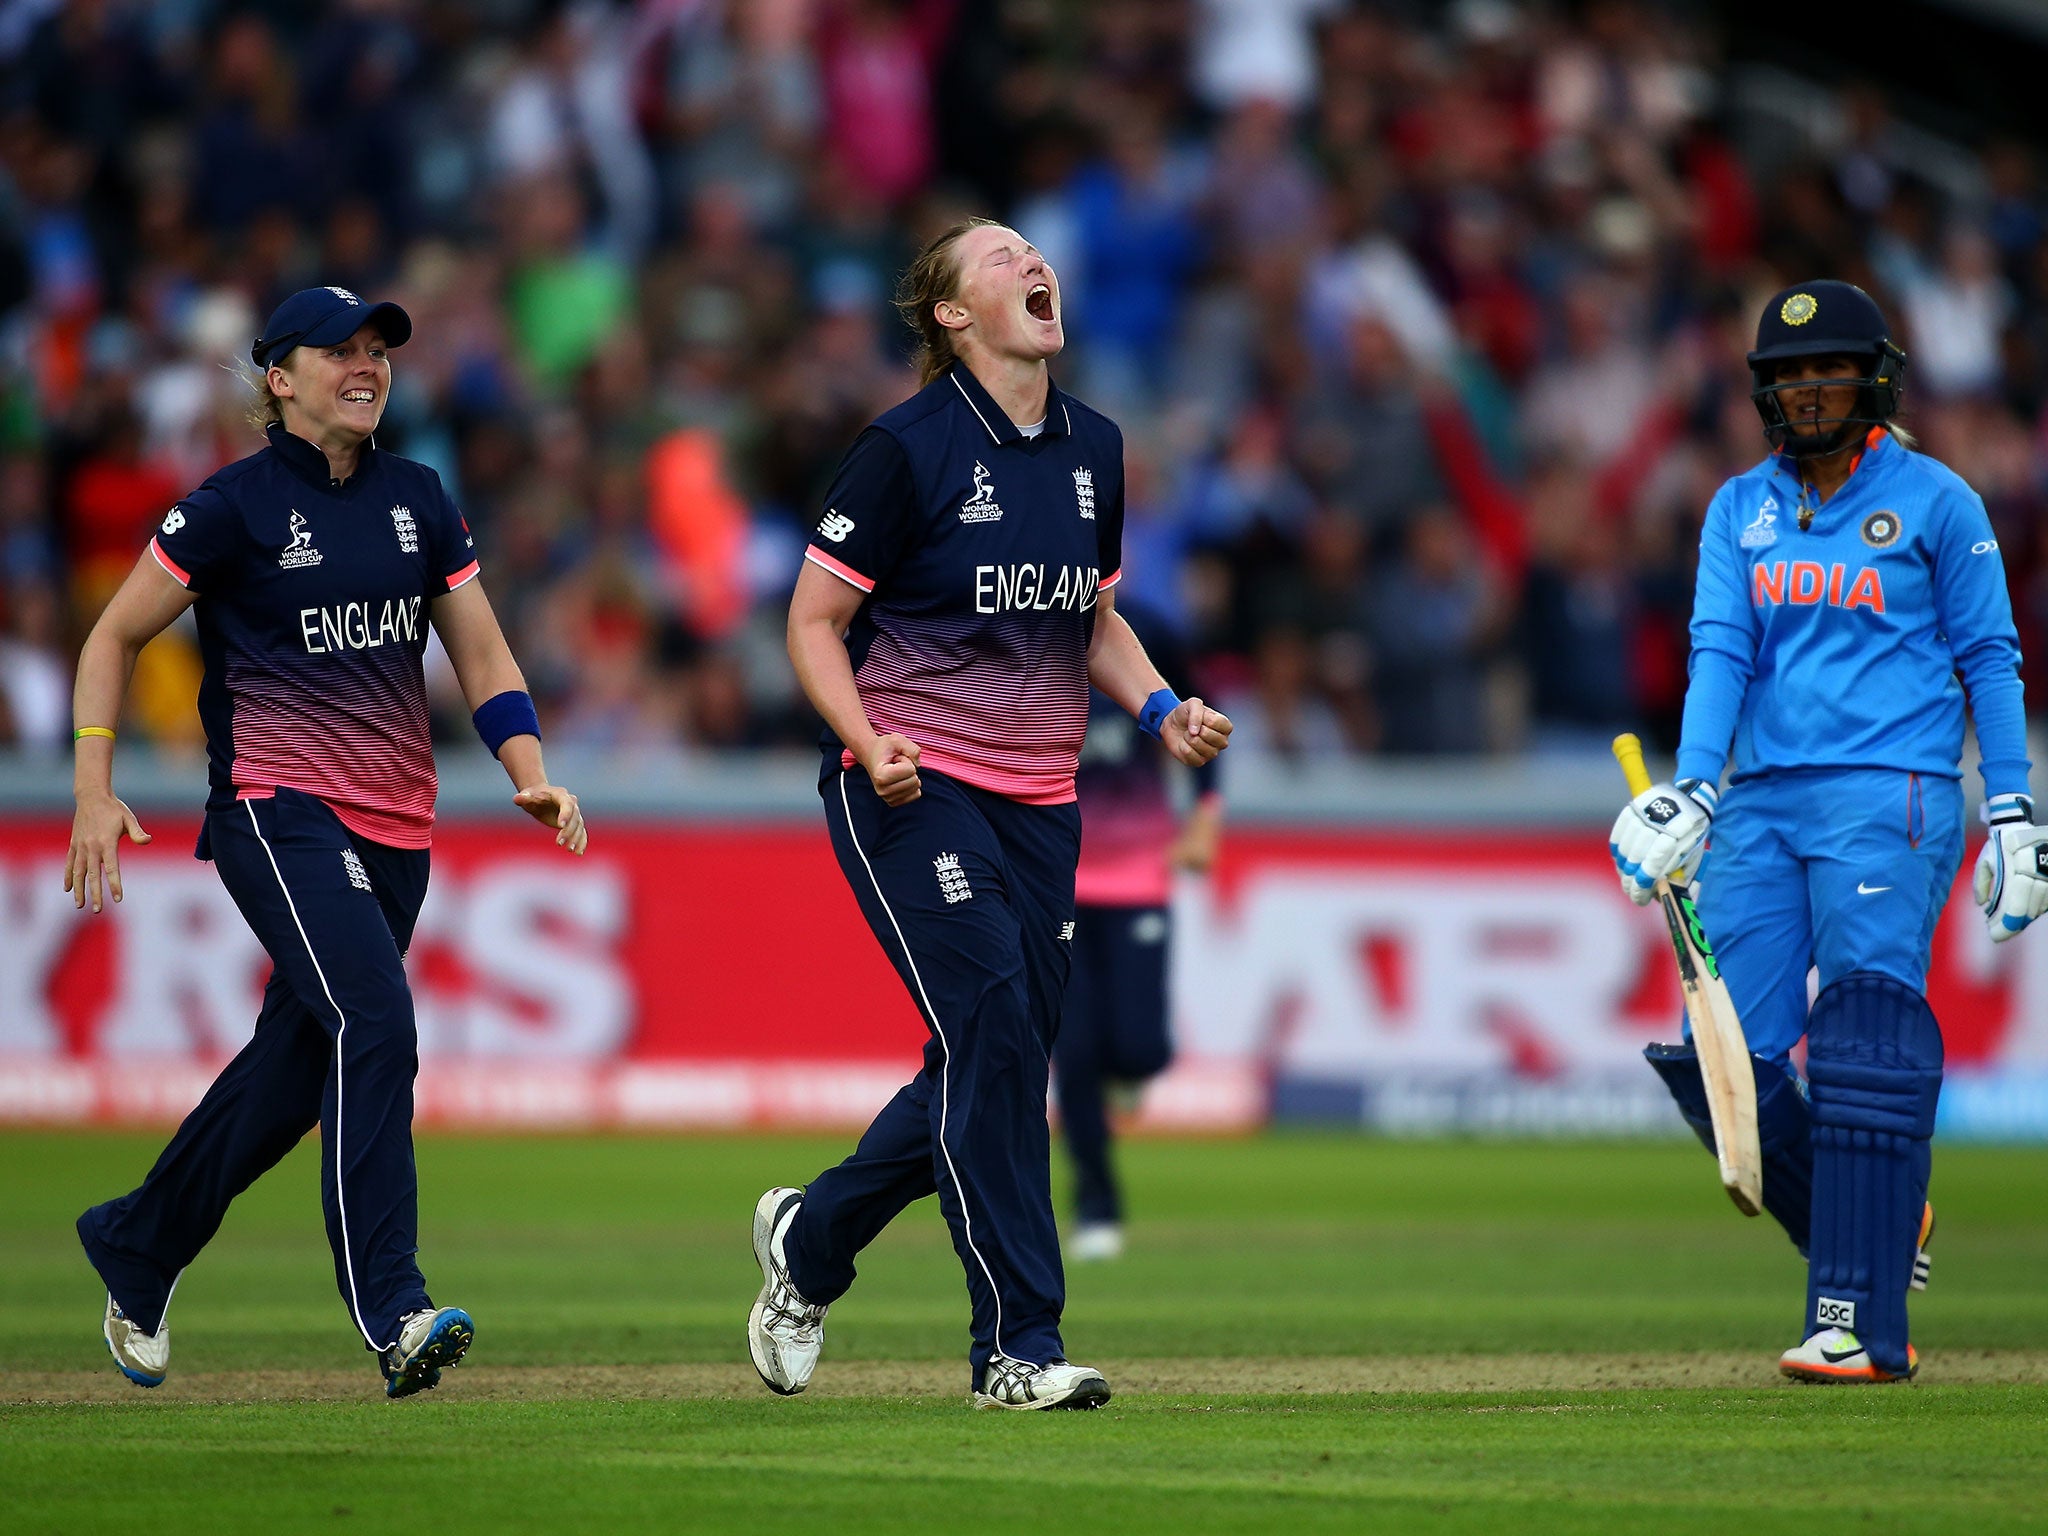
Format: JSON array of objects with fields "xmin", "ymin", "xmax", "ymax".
[
  {"xmin": 150, "ymin": 537, "xmax": 193, "ymax": 588},
  {"xmin": 805, "ymin": 545, "xmax": 876, "ymax": 593}
]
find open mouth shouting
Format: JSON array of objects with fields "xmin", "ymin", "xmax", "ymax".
[{"xmin": 1025, "ymin": 282, "xmax": 1055, "ymax": 324}]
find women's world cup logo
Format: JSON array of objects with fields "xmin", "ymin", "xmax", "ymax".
[{"xmin": 279, "ymin": 510, "xmax": 324, "ymax": 569}]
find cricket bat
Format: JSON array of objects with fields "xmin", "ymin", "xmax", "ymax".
[{"xmin": 1613, "ymin": 734, "xmax": 1764, "ymax": 1217}]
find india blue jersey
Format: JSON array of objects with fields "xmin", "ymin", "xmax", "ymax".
[{"xmin": 1677, "ymin": 430, "xmax": 2029, "ymax": 798}]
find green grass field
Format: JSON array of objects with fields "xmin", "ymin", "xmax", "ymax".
[{"xmin": 3, "ymin": 1131, "xmax": 2046, "ymax": 1533}]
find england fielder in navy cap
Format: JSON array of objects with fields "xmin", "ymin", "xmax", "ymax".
[
  {"xmin": 1610, "ymin": 279, "xmax": 2048, "ymax": 1382},
  {"xmin": 67, "ymin": 285, "xmax": 587, "ymax": 1397}
]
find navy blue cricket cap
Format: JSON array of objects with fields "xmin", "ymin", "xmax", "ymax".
[{"xmin": 252, "ymin": 286, "xmax": 413, "ymax": 369}]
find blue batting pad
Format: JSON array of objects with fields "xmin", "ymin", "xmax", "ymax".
[
  {"xmin": 1643, "ymin": 1041, "xmax": 1719, "ymax": 1153},
  {"xmin": 1803, "ymin": 972, "xmax": 1942, "ymax": 1373},
  {"xmin": 1644, "ymin": 1043, "xmax": 1812, "ymax": 1253}
]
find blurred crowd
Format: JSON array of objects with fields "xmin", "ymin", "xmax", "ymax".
[{"xmin": 4, "ymin": 0, "xmax": 2048, "ymax": 767}]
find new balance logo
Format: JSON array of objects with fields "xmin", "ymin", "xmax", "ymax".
[
  {"xmin": 341, "ymin": 849, "xmax": 372, "ymax": 892},
  {"xmin": 1059, "ymin": 921, "xmax": 1075, "ymax": 941},
  {"xmin": 160, "ymin": 508, "xmax": 186, "ymax": 536},
  {"xmin": 934, "ymin": 852, "xmax": 972, "ymax": 904},
  {"xmin": 819, "ymin": 511, "xmax": 855, "ymax": 543}
]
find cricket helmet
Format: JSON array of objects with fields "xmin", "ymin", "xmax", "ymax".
[{"xmin": 1747, "ymin": 279, "xmax": 1906, "ymax": 458}]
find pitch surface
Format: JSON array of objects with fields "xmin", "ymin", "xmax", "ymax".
[{"xmin": 3, "ymin": 1132, "xmax": 2044, "ymax": 1532}]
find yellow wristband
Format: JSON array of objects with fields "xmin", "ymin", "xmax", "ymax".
[{"xmin": 74, "ymin": 727, "xmax": 117, "ymax": 742}]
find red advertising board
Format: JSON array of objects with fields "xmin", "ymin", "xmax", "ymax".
[{"xmin": 2, "ymin": 818, "xmax": 2041, "ymax": 1133}]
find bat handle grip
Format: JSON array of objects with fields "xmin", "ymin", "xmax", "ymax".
[{"xmin": 1612, "ymin": 733, "xmax": 1653, "ymax": 798}]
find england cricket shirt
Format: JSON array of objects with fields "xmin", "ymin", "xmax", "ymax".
[
  {"xmin": 149, "ymin": 423, "xmax": 480, "ymax": 848},
  {"xmin": 804, "ymin": 365, "xmax": 1125, "ymax": 804}
]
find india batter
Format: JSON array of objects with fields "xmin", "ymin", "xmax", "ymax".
[{"xmin": 1610, "ymin": 280, "xmax": 2048, "ymax": 1382}]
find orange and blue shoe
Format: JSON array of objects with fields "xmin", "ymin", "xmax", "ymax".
[
  {"xmin": 1911, "ymin": 1201, "xmax": 1935, "ymax": 1292},
  {"xmin": 380, "ymin": 1307, "xmax": 474, "ymax": 1399},
  {"xmin": 1779, "ymin": 1327, "xmax": 1918, "ymax": 1383}
]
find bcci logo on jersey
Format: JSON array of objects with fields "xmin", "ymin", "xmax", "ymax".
[
  {"xmin": 1073, "ymin": 466, "xmax": 1096, "ymax": 520},
  {"xmin": 959, "ymin": 463, "xmax": 1004, "ymax": 524},
  {"xmin": 279, "ymin": 510, "xmax": 324, "ymax": 570},
  {"xmin": 390, "ymin": 504, "xmax": 419, "ymax": 553},
  {"xmin": 1740, "ymin": 497, "xmax": 1778, "ymax": 548}
]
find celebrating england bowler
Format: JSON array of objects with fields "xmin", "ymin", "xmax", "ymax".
[
  {"xmin": 755, "ymin": 218, "xmax": 1231, "ymax": 1410},
  {"xmin": 1610, "ymin": 280, "xmax": 2048, "ymax": 1382},
  {"xmin": 66, "ymin": 286, "xmax": 587, "ymax": 1398}
]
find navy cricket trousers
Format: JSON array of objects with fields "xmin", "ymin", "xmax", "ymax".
[
  {"xmin": 77, "ymin": 788, "xmax": 433, "ymax": 1351},
  {"xmin": 1054, "ymin": 904, "xmax": 1173, "ymax": 1225},
  {"xmin": 786, "ymin": 768, "xmax": 1080, "ymax": 1382}
]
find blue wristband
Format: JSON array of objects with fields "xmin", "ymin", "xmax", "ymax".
[
  {"xmin": 1137, "ymin": 687, "xmax": 1181, "ymax": 740},
  {"xmin": 473, "ymin": 689, "xmax": 541, "ymax": 758},
  {"xmin": 1985, "ymin": 792, "xmax": 2034, "ymax": 826},
  {"xmin": 1675, "ymin": 777, "xmax": 1718, "ymax": 818}
]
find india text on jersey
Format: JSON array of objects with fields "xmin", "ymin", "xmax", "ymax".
[{"xmin": 1752, "ymin": 561, "xmax": 1886, "ymax": 613}]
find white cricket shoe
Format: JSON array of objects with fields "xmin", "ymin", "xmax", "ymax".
[
  {"xmin": 381, "ymin": 1306, "xmax": 475, "ymax": 1399},
  {"xmin": 973, "ymin": 1357, "xmax": 1113, "ymax": 1411},
  {"xmin": 749, "ymin": 1187, "xmax": 826, "ymax": 1395},
  {"xmin": 102, "ymin": 1294, "xmax": 168, "ymax": 1388},
  {"xmin": 1069, "ymin": 1222, "xmax": 1124, "ymax": 1262},
  {"xmin": 1778, "ymin": 1326, "xmax": 1917, "ymax": 1384}
]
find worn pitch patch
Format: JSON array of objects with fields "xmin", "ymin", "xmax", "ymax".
[{"xmin": 10, "ymin": 1351, "xmax": 2048, "ymax": 1405}]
